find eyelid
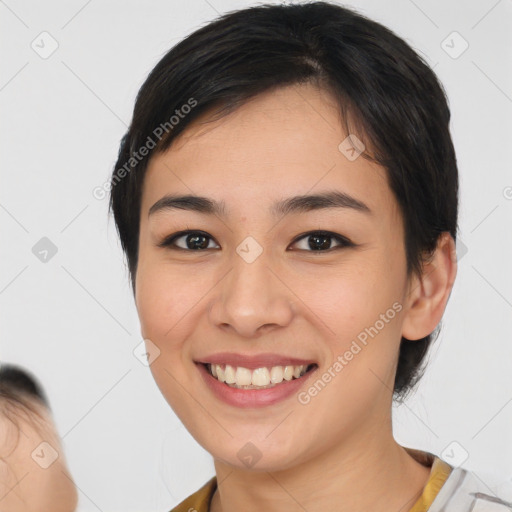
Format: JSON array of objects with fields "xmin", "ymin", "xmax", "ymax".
[
  {"xmin": 156, "ymin": 230, "xmax": 220, "ymax": 249},
  {"xmin": 289, "ymin": 230, "xmax": 354, "ymax": 250},
  {"xmin": 157, "ymin": 229, "xmax": 354, "ymax": 252}
]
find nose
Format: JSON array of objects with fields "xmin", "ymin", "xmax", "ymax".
[{"xmin": 208, "ymin": 248, "xmax": 295, "ymax": 338}]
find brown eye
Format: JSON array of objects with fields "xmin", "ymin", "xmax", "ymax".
[
  {"xmin": 158, "ymin": 229, "xmax": 354, "ymax": 253},
  {"xmin": 290, "ymin": 231, "xmax": 354, "ymax": 252},
  {"xmin": 158, "ymin": 231, "xmax": 219, "ymax": 251}
]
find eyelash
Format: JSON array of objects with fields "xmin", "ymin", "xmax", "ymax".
[{"xmin": 157, "ymin": 230, "xmax": 355, "ymax": 253}]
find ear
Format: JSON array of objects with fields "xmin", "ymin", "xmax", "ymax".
[{"xmin": 401, "ymin": 232, "xmax": 458, "ymax": 341}]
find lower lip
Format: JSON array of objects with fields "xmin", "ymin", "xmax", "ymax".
[{"xmin": 196, "ymin": 362, "xmax": 318, "ymax": 408}]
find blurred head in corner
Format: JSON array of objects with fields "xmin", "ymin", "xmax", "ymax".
[{"xmin": 0, "ymin": 363, "xmax": 78, "ymax": 512}]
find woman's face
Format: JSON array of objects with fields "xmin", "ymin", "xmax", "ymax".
[{"xmin": 135, "ymin": 83, "xmax": 416, "ymax": 470}]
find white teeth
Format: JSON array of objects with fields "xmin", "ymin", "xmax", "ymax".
[
  {"xmin": 283, "ymin": 365, "xmax": 294, "ymax": 381},
  {"xmin": 224, "ymin": 364, "xmax": 236, "ymax": 384},
  {"xmin": 216, "ymin": 365, "xmax": 225, "ymax": 382},
  {"xmin": 270, "ymin": 366, "xmax": 284, "ymax": 384},
  {"xmin": 252, "ymin": 367, "xmax": 270, "ymax": 386},
  {"xmin": 235, "ymin": 367, "xmax": 252, "ymax": 386},
  {"xmin": 207, "ymin": 363, "xmax": 310, "ymax": 388}
]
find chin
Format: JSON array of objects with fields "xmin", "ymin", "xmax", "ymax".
[{"xmin": 207, "ymin": 436, "xmax": 306, "ymax": 473}]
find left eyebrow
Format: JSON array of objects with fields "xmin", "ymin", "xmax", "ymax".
[{"xmin": 148, "ymin": 190, "xmax": 372, "ymax": 219}]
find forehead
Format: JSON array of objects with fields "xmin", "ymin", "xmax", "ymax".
[{"xmin": 142, "ymin": 83, "xmax": 393, "ymax": 218}]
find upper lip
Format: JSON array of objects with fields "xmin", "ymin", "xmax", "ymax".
[{"xmin": 195, "ymin": 352, "xmax": 317, "ymax": 370}]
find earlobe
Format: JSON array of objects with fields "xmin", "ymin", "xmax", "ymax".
[{"xmin": 401, "ymin": 233, "xmax": 458, "ymax": 341}]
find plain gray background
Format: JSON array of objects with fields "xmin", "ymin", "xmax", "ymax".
[{"xmin": 1, "ymin": 0, "xmax": 511, "ymax": 510}]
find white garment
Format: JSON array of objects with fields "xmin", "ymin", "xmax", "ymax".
[{"xmin": 428, "ymin": 466, "xmax": 512, "ymax": 511}]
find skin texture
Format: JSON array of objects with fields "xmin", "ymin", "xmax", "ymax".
[
  {"xmin": 135, "ymin": 83, "xmax": 457, "ymax": 512},
  {"xmin": 0, "ymin": 397, "xmax": 78, "ymax": 512}
]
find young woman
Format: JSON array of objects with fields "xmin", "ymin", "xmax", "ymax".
[{"xmin": 108, "ymin": 2, "xmax": 511, "ymax": 511}]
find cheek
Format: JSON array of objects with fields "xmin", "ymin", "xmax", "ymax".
[
  {"xmin": 308, "ymin": 258, "xmax": 405, "ymax": 365},
  {"xmin": 303, "ymin": 262, "xmax": 393, "ymax": 326},
  {"xmin": 135, "ymin": 261, "xmax": 204, "ymax": 342},
  {"xmin": 135, "ymin": 265, "xmax": 201, "ymax": 415}
]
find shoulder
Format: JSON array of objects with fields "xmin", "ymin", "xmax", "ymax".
[
  {"xmin": 429, "ymin": 465, "xmax": 512, "ymax": 511},
  {"xmin": 168, "ymin": 476, "xmax": 217, "ymax": 512}
]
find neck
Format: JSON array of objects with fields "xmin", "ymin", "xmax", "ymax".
[{"xmin": 210, "ymin": 419, "xmax": 431, "ymax": 512}]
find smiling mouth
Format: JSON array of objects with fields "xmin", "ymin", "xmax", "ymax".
[{"xmin": 202, "ymin": 362, "xmax": 318, "ymax": 389}]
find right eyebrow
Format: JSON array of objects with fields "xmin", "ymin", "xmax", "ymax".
[{"xmin": 148, "ymin": 190, "xmax": 372, "ymax": 219}]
